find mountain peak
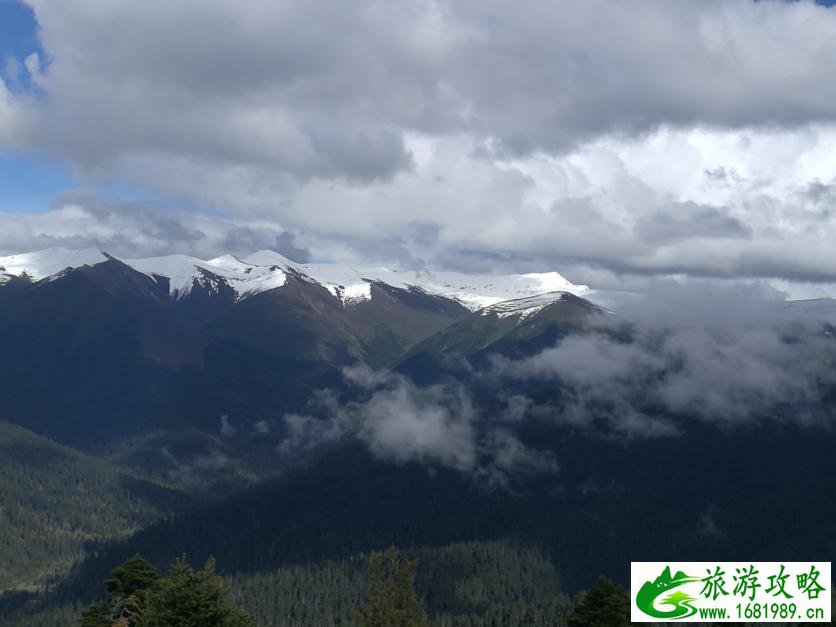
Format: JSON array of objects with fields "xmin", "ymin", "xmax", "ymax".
[{"xmin": 244, "ymin": 250, "xmax": 300, "ymax": 268}]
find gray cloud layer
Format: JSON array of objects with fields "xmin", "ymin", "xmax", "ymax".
[
  {"xmin": 18, "ymin": 0, "xmax": 836, "ymax": 172},
  {"xmin": 4, "ymin": 1, "xmax": 836, "ymax": 285},
  {"xmin": 0, "ymin": 190, "xmax": 310, "ymax": 259}
]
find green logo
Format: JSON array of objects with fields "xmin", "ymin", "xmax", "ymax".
[{"xmin": 636, "ymin": 566, "xmax": 701, "ymax": 620}]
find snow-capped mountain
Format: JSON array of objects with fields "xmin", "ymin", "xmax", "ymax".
[
  {"xmin": 0, "ymin": 247, "xmax": 590, "ymax": 310},
  {"xmin": 397, "ymin": 290, "xmax": 603, "ymax": 378},
  {"xmin": 0, "ymin": 247, "xmax": 605, "ymax": 445},
  {"xmin": 0, "ymin": 248, "xmax": 110, "ymax": 282}
]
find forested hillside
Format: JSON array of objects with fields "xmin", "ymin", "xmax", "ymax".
[
  {"xmin": 0, "ymin": 421, "xmax": 190, "ymax": 592},
  {"xmin": 4, "ymin": 423, "xmax": 835, "ymax": 624},
  {"xmin": 1, "ymin": 541, "xmax": 571, "ymax": 626}
]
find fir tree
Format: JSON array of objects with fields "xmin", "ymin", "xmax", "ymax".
[
  {"xmin": 567, "ymin": 576, "xmax": 630, "ymax": 627},
  {"xmin": 79, "ymin": 602, "xmax": 111, "ymax": 627},
  {"xmin": 78, "ymin": 554, "xmax": 252, "ymax": 627},
  {"xmin": 79, "ymin": 555, "xmax": 158, "ymax": 627},
  {"xmin": 105, "ymin": 555, "xmax": 160, "ymax": 606},
  {"xmin": 356, "ymin": 546, "xmax": 428, "ymax": 627},
  {"xmin": 140, "ymin": 555, "xmax": 253, "ymax": 627}
]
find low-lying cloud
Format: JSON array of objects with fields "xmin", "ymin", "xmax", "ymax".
[
  {"xmin": 495, "ymin": 281, "xmax": 836, "ymax": 436},
  {"xmin": 279, "ymin": 365, "xmax": 558, "ymax": 487},
  {"xmin": 277, "ymin": 282, "xmax": 836, "ymax": 483}
]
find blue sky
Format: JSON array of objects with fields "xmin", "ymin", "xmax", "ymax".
[
  {"xmin": 0, "ymin": 154, "xmax": 73, "ymax": 213},
  {"xmin": 0, "ymin": 1, "xmax": 167, "ymax": 213},
  {"xmin": 1, "ymin": 0, "xmax": 64, "ymax": 213},
  {"xmin": 0, "ymin": 1, "xmax": 40, "ymax": 63}
]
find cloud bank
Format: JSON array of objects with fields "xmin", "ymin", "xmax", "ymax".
[
  {"xmin": 3, "ymin": 1, "xmax": 836, "ymax": 286},
  {"xmin": 494, "ymin": 281, "xmax": 836, "ymax": 436}
]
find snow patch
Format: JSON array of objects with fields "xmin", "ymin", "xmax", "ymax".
[
  {"xmin": 480, "ymin": 292, "xmax": 573, "ymax": 320},
  {"xmin": 124, "ymin": 254, "xmax": 287, "ymax": 299},
  {"xmin": 0, "ymin": 247, "xmax": 108, "ymax": 280},
  {"xmin": 246, "ymin": 252, "xmax": 590, "ymax": 309},
  {"xmin": 342, "ymin": 282, "xmax": 372, "ymax": 303}
]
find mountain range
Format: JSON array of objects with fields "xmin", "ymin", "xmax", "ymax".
[
  {"xmin": 2, "ymin": 247, "xmax": 835, "ymax": 445},
  {"xmin": 2, "ymin": 247, "xmax": 836, "ymax": 625},
  {"xmin": 0, "ymin": 248, "xmax": 600, "ymax": 442},
  {"xmin": 0, "ymin": 247, "xmax": 589, "ymax": 309}
]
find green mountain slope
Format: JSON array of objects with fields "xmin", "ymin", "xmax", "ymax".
[
  {"xmin": 0, "ymin": 261, "xmax": 468, "ymax": 448},
  {"xmin": 399, "ymin": 292, "xmax": 601, "ymax": 373},
  {"xmin": 0, "ymin": 421, "xmax": 190, "ymax": 592}
]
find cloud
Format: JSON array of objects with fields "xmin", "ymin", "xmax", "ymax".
[
  {"xmin": 219, "ymin": 415, "xmax": 237, "ymax": 437},
  {"xmin": 107, "ymin": 127, "xmax": 836, "ymax": 286},
  {"xmin": 272, "ymin": 231, "xmax": 311, "ymax": 263},
  {"xmin": 278, "ymin": 366, "xmax": 557, "ymax": 487},
  {"xmin": 20, "ymin": 0, "xmax": 836, "ymax": 172},
  {"xmin": 0, "ymin": 75, "xmax": 34, "ymax": 149},
  {"xmin": 2, "ymin": 1, "xmax": 836, "ymax": 287},
  {"xmin": 273, "ymin": 280, "xmax": 836, "ymax": 483},
  {"xmin": 632, "ymin": 202, "xmax": 752, "ymax": 245},
  {"xmin": 160, "ymin": 446, "xmax": 232, "ymax": 491},
  {"xmin": 0, "ymin": 190, "xmax": 298, "ymax": 259},
  {"xmin": 493, "ymin": 281, "xmax": 836, "ymax": 435},
  {"xmin": 252, "ymin": 420, "xmax": 271, "ymax": 435}
]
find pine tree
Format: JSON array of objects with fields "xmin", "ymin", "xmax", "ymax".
[
  {"xmin": 140, "ymin": 555, "xmax": 253, "ymax": 627},
  {"xmin": 79, "ymin": 555, "xmax": 159, "ymax": 627},
  {"xmin": 79, "ymin": 603, "xmax": 111, "ymax": 627},
  {"xmin": 78, "ymin": 554, "xmax": 252, "ymax": 627},
  {"xmin": 105, "ymin": 555, "xmax": 159, "ymax": 606},
  {"xmin": 567, "ymin": 576, "xmax": 630, "ymax": 627},
  {"xmin": 356, "ymin": 546, "xmax": 428, "ymax": 627}
]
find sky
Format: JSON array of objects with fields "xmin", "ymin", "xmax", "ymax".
[{"xmin": 3, "ymin": 0, "xmax": 836, "ymax": 297}]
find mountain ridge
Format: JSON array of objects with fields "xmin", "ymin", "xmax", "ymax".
[{"xmin": 0, "ymin": 246, "xmax": 591, "ymax": 311}]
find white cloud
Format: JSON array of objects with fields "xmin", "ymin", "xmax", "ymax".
[
  {"xmin": 493, "ymin": 281, "xmax": 836, "ymax": 434},
  {"xmin": 0, "ymin": 76, "xmax": 33, "ymax": 149},
  {"xmin": 278, "ymin": 366, "xmax": 558, "ymax": 486},
  {"xmin": 3, "ymin": 1, "xmax": 836, "ymax": 286},
  {"xmin": 0, "ymin": 190, "xmax": 307, "ymax": 259}
]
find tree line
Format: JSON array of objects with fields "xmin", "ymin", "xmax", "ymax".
[{"xmin": 75, "ymin": 548, "xmax": 632, "ymax": 627}]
